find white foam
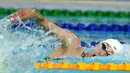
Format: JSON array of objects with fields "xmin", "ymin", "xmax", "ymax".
[
  {"xmin": 0, "ymin": 16, "xmax": 129, "ymax": 73},
  {"xmin": 0, "ymin": 16, "xmax": 61, "ymax": 73}
]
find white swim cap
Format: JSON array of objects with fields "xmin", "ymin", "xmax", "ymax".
[{"xmin": 101, "ymin": 39, "xmax": 123, "ymax": 53}]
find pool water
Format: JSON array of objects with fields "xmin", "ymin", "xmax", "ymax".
[{"xmin": 0, "ymin": 16, "xmax": 130, "ymax": 73}]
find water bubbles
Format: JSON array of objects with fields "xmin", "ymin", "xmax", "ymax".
[
  {"xmin": 0, "ymin": 15, "xmax": 130, "ymax": 73},
  {"xmin": 0, "ymin": 35, "xmax": 3, "ymax": 39},
  {"xmin": 0, "ymin": 16, "xmax": 62, "ymax": 73}
]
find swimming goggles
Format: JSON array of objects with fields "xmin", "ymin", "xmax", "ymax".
[{"xmin": 101, "ymin": 43, "xmax": 110, "ymax": 56}]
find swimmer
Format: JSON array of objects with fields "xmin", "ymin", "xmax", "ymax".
[
  {"xmin": 8, "ymin": 8, "xmax": 123, "ymax": 59},
  {"xmin": 88, "ymin": 39, "xmax": 123, "ymax": 57}
]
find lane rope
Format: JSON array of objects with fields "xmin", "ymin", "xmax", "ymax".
[{"xmin": 34, "ymin": 61, "xmax": 130, "ymax": 71}]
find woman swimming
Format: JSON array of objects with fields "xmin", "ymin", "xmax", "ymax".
[{"xmin": 8, "ymin": 8, "xmax": 123, "ymax": 59}]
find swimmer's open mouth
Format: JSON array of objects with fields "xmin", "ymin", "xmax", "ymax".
[{"xmin": 44, "ymin": 57, "xmax": 63, "ymax": 60}]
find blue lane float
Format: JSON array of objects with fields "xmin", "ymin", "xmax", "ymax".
[
  {"xmin": 11, "ymin": 23, "xmax": 19, "ymax": 29},
  {"xmin": 10, "ymin": 22, "xmax": 130, "ymax": 32},
  {"xmin": 74, "ymin": 23, "xmax": 86, "ymax": 30},
  {"xmin": 60, "ymin": 23, "xmax": 130, "ymax": 32},
  {"xmin": 11, "ymin": 22, "xmax": 35, "ymax": 29},
  {"xmin": 61, "ymin": 23, "xmax": 74, "ymax": 29},
  {"xmin": 111, "ymin": 24, "xmax": 122, "ymax": 31},
  {"xmin": 25, "ymin": 22, "xmax": 35, "ymax": 28},
  {"xmin": 81, "ymin": 41, "xmax": 126, "ymax": 48},
  {"xmin": 86, "ymin": 23, "xmax": 98, "ymax": 31},
  {"xmin": 90, "ymin": 41, "xmax": 99, "ymax": 46},
  {"xmin": 10, "ymin": 23, "xmax": 127, "ymax": 47},
  {"xmin": 99, "ymin": 24, "xmax": 110, "ymax": 31},
  {"xmin": 81, "ymin": 41, "xmax": 87, "ymax": 47},
  {"xmin": 122, "ymin": 25, "xmax": 128, "ymax": 31},
  {"xmin": 122, "ymin": 25, "xmax": 130, "ymax": 32}
]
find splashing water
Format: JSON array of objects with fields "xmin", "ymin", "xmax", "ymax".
[
  {"xmin": 0, "ymin": 16, "xmax": 62, "ymax": 73},
  {"xmin": 0, "ymin": 16, "xmax": 130, "ymax": 73}
]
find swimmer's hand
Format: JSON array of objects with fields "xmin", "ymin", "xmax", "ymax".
[{"xmin": 9, "ymin": 8, "xmax": 43, "ymax": 23}]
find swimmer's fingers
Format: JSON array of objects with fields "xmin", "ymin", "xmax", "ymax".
[
  {"xmin": 9, "ymin": 13, "xmax": 20, "ymax": 23},
  {"xmin": 9, "ymin": 9, "xmax": 25, "ymax": 23},
  {"xmin": 17, "ymin": 8, "xmax": 43, "ymax": 20},
  {"xmin": 9, "ymin": 14, "xmax": 26, "ymax": 23},
  {"xmin": 9, "ymin": 8, "xmax": 40, "ymax": 23}
]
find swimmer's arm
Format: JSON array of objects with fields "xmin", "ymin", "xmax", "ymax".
[
  {"xmin": 9, "ymin": 8, "xmax": 60, "ymax": 30},
  {"xmin": 31, "ymin": 9, "xmax": 69, "ymax": 44},
  {"xmin": 38, "ymin": 18, "xmax": 68, "ymax": 47},
  {"xmin": 9, "ymin": 8, "xmax": 68, "ymax": 45},
  {"xmin": 45, "ymin": 46, "xmax": 66, "ymax": 60}
]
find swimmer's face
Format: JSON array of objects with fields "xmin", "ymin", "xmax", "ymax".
[{"xmin": 87, "ymin": 43, "xmax": 114, "ymax": 57}]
